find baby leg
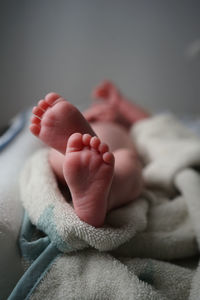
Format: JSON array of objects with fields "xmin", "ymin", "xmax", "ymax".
[
  {"xmin": 108, "ymin": 148, "xmax": 143, "ymax": 211},
  {"xmin": 92, "ymin": 122, "xmax": 143, "ymax": 211},
  {"xmin": 92, "ymin": 80, "xmax": 150, "ymax": 127}
]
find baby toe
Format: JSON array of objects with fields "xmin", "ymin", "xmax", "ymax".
[
  {"xmin": 90, "ymin": 136, "xmax": 101, "ymax": 150},
  {"xmin": 82, "ymin": 133, "xmax": 92, "ymax": 146},
  {"xmin": 45, "ymin": 92, "xmax": 61, "ymax": 106},
  {"xmin": 66, "ymin": 133, "xmax": 84, "ymax": 153},
  {"xmin": 102, "ymin": 152, "xmax": 115, "ymax": 165}
]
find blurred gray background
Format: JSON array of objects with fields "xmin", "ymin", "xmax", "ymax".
[{"xmin": 1, "ymin": 0, "xmax": 200, "ymax": 128}]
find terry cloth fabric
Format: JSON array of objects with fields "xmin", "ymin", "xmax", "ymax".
[
  {"xmin": 9, "ymin": 113, "xmax": 200, "ymax": 300},
  {"xmin": 0, "ymin": 111, "xmax": 46, "ymax": 300}
]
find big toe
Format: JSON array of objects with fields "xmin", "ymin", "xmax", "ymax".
[
  {"xmin": 66, "ymin": 133, "xmax": 84, "ymax": 153},
  {"xmin": 45, "ymin": 92, "xmax": 61, "ymax": 105}
]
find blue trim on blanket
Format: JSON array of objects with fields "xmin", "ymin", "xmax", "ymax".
[
  {"xmin": 20, "ymin": 212, "xmax": 50, "ymax": 262},
  {"xmin": 8, "ymin": 243, "xmax": 61, "ymax": 300},
  {"xmin": 37, "ymin": 204, "xmax": 74, "ymax": 253},
  {"xmin": 8, "ymin": 213, "xmax": 62, "ymax": 300},
  {"xmin": 0, "ymin": 111, "xmax": 27, "ymax": 152},
  {"xmin": 138, "ymin": 260, "xmax": 154, "ymax": 285}
]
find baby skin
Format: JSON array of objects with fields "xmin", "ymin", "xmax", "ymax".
[{"xmin": 30, "ymin": 81, "xmax": 147, "ymax": 227}]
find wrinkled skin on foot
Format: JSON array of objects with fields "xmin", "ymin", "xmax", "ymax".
[{"xmin": 63, "ymin": 133, "xmax": 114, "ymax": 227}]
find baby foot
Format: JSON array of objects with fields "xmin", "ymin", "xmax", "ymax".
[
  {"xmin": 85, "ymin": 81, "xmax": 132, "ymax": 126},
  {"xmin": 92, "ymin": 80, "xmax": 149, "ymax": 126},
  {"xmin": 63, "ymin": 133, "xmax": 115, "ymax": 227},
  {"xmin": 30, "ymin": 92, "xmax": 95, "ymax": 154},
  {"xmin": 92, "ymin": 80, "xmax": 120, "ymax": 105}
]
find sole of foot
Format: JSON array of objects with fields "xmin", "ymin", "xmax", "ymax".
[
  {"xmin": 63, "ymin": 132, "xmax": 115, "ymax": 227},
  {"xmin": 30, "ymin": 92, "xmax": 95, "ymax": 154}
]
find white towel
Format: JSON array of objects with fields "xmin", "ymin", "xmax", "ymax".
[{"xmin": 17, "ymin": 113, "xmax": 200, "ymax": 299}]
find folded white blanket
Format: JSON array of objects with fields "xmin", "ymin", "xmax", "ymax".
[
  {"xmin": 132, "ymin": 113, "xmax": 200, "ymax": 192},
  {"xmin": 14, "ymin": 113, "xmax": 200, "ymax": 300}
]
